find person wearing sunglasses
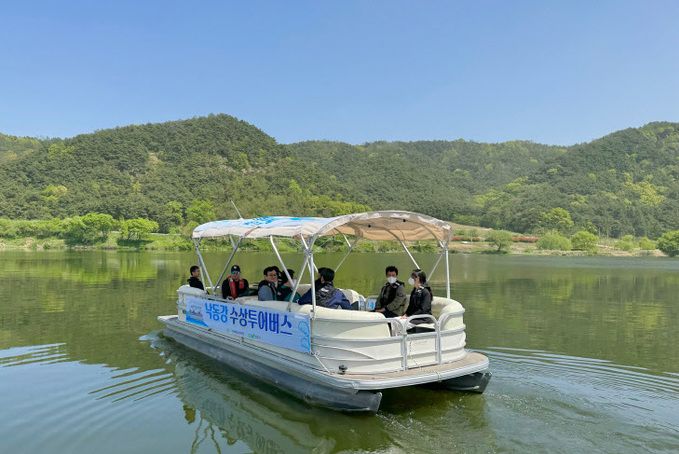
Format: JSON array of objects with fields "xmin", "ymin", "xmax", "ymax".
[{"xmin": 222, "ymin": 264, "xmax": 249, "ymax": 300}]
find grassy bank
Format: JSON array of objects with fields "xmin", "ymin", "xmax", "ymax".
[{"xmin": 0, "ymin": 233, "xmax": 668, "ymax": 257}]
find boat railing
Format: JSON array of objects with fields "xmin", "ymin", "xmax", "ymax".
[
  {"xmin": 178, "ymin": 289, "xmax": 463, "ymax": 373},
  {"xmin": 312, "ymin": 313, "xmax": 456, "ymax": 372},
  {"xmin": 402, "ymin": 314, "xmax": 440, "ymax": 368}
]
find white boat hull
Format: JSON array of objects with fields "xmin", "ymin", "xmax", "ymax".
[{"xmin": 159, "ymin": 314, "xmax": 489, "ymax": 412}]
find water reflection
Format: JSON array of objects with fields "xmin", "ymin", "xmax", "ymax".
[
  {"xmin": 2, "ymin": 251, "xmax": 679, "ymax": 453},
  {"xmin": 143, "ymin": 330, "xmax": 498, "ymax": 453},
  {"xmin": 148, "ymin": 332, "xmax": 341, "ymax": 453}
]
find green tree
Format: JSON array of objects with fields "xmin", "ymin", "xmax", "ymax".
[
  {"xmin": 537, "ymin": 230, "xmax": 572, "ymax": 251},
  {"xmin": 657, "ymin": 230, "xmax": 679, "ymax": 257},
  {"xmin": 485, "ymin": 230, "xmax": 514, "ymax": 252},
  {"xmin": 158, "ymin": 201, "xmax": 184, "ymax": 233},
  {"xmin": 41, "ymin": 184, "xmax": 68, "ymax": 206},
  {"xmin": 186, "ymin": 199, "xmax": 216, "ymax": 225},
  {"xmin": 539, "ymin": 208, "xmax": 574, "ymax": 235},
  {"xmin": 182, "ymin": 220, "xmax": 200, "ymax": 238},
  {"xmin": 124, "ymin": 218, "xmax": 159, "ymax": 240},
  {"xmin": 66, "ymin": 217, "xmax": 99, "ymax": 244},
  {"xmin": 82, "ymin": 212, "xmax": 116, "ymax": 237},
  {"xmin": 571, "ymin": 230, "xmax": 599, "ymax": 253}
]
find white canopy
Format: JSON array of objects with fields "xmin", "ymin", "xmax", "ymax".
[{"xmin": 193, "ymin": 211, "xmax": 452, "ymax": 243}]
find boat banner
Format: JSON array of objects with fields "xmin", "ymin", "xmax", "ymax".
[{"xmin": 185, "ymin": 297, "xmax": 311, "ymax": 354}]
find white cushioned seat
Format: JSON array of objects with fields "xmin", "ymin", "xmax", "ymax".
[{"xmin": 244, "ymin": 298, "xmax": 389, "ymax": 339}]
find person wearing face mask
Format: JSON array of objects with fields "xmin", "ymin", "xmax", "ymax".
[
  {"xmin": 276, "ymin": 269, "xmax": 300, "ymax": 303},
  {"xmin": 374, "ymin": 266, "xmax": 407, "ymax": 317},
  {"xmin": 403, "ymin": 269, "xmax": 432, "ymax": 323}
]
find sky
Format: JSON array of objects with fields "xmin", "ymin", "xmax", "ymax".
[{"xmin": 1, "ymin": 0, "xmax": 678, "ymax": 145}]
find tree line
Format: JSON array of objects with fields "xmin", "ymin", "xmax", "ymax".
[{"xmin": 1, "ymin": 114, "xmax": 679, "ymax": 247}]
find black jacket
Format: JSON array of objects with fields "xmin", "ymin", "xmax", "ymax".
[
  {"xmin": 187, "ymin": 276, "xmax": 204, "ymax": 290},
  {"xmin": 406, "ymin": 285, "xmax": 432, "ymax": 318}
]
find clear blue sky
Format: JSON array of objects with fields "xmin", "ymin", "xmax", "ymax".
[{"xmin": 1, "ymin": 1, "xmax": 678, "ymax": 145}]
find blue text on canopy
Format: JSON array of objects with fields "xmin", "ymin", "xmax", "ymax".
[{"xmin": 185, "ymin": 297, "xmax": 311, "ymax": 354}]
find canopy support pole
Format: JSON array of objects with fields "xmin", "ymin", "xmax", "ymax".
[
  {"xmin": 383, "ymin": 230, "xmax": 420, "ymax": 269},
  {"xmin": 308, "ymin": 252, "xmax": 317, "ymax": 318},
  {"xmin": 444, "ymin": 240, "xmax": 451, "ymax": 298},
  {"xmin": 399, "ymin": 239, "xmax": 420, "ymax": 269},
  {"xmin": 300, "ymin": 236, "xmax": 318, "ymax": 273},
  {"xmin": 287, "ymin": 252, "xmax": 310, "ymax": 311},
  {"xmin": 334, "ymin": 235, "xmax": 359, "ymax": 272},
  {"xmin": 270, "ymin": 236, "xmax": 293, "ymax": 285},
  {"xmin": 306, "ymin": 237, "xmax": 318, "ymax": 318},
  {"xmin": 193, "ymin": 238, "xmax": 214, "ymax": 293},
  {"xmin": 428, "ymin": 244, "xmax": 445, "ymax": 281},
  {"xmin": 214, "ymin": 236, "xmax": 242, "ymax": 296}
]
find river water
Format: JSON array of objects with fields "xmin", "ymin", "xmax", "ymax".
[{"xmin": 1, "ymin": 251, "xmax": 678, "ymax": 453}]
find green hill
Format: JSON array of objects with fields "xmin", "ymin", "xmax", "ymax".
[
  {"xmin": 0, "ymin": 114, "xmax": 370, "ymax": 231},
  {"xmin": 1, "ymin": 115, "xmax": 678, "ymax": 238}
]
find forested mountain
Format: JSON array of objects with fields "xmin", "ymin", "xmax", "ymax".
[
  {"xmin": 0, "ymin": 115, "xmax": 370, "ymax": 233},
  {"xmin": 289, "ymin": 123, "xmax": 679, "ymax": 238},
  {"xmin": 1, "ymin": 115, "xmax": 678, "ymax": 238}
]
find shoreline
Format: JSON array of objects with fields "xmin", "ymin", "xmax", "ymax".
[{"xmin": 0, "ymin": 236, "xmax": 668, "ymax": 258}]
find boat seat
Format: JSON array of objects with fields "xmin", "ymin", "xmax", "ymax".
[
  {"xmin": 177, "ymin": 284, "xmax": 206, "ymax": 300},
  {"xmin": 296, "ymin": 283, "xmax": 312, "ymax": 296},
  {"xmin": 290, "ymin": 284, "xmax": 363, "ymax": 305},
  {"xmin": 433, "ymin": 297, "xmax": 465, "ymax": 330},
  {"xmin": 340, "ymin": 288, "xmax": 363, "ymax": 304},
  {"xmin": 243, "ymin": 298, "xmax": 390, "ymax": 339},
  {"xmin": 399, "ymin": 296, "xmax": 465, "ymax": 331}
]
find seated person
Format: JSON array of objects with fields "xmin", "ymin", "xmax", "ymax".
[
  {"xmin": 187, "ymin": 265, "xmax": 204, "ymax": 290},
  {"xmin": 276, "ymin": 269, "xmax": 300, "ymax": 303},
  {"xmin": 298, "ymin": 266, "xmax": 328, "ymax": 304},
  {"xmin": 222, "ymin": 264, "xmax": 249, "ymax": 300},
  {"xmin": 299, "ymin": 268, "xmax": 354, "ymax": 310},
  {"xmin": 313, "ymin": 267, "xmax": 330, "ymax": 292},
  {"xmin": 258, "ymin": 266, "xmax": 279, "ymax": 301},
  {"xmin": 403, "ymin": 269, "xmax": 433, "ymax": 325},
  {"xmin": 374, "ymin": 265, "xmax": 407, "ymax": 317}
]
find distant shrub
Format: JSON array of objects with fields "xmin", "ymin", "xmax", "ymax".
[
  {"xmin": 638, "ymin": 237, "xmax": 656, "ymax": 251},
  {"xmin": 512, "ymin": 237, "xmax": 539, "ymax": 243},
  {"xmin": 615, "ymin": 235, "xmax": 635, "ymax": 252},
  {"xmin": 536, "ymin": 231, "xmax": 571, "ymax": 251},
  {"xmin": 657, "ymin": 230, "xmax": 679, "ymax": 257},
  {"xmin": 571, "ymin": 230, "xmax": 599, "ymax": 253}
]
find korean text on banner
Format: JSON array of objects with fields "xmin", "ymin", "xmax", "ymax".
[{"xmin": 185, "ymin": 297, "xmax": 311, "ymax": 354}]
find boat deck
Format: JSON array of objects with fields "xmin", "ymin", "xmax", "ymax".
[{"xmin": 337, "ymin": 352, "xmax": 487, "ymax": 381}]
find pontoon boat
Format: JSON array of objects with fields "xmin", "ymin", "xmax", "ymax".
[{"xmin": 158, "ymin": 211, "xmax": 490, "ymax": 412}]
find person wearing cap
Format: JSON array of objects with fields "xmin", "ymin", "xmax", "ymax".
[{"xmin": 222, "ymin": 265, "xmax": 249, "ymax": 300}]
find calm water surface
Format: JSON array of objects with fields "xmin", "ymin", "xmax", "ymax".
[{"xmin": 1, "ymin": 251, "xmax": 678, "ymax": 453}]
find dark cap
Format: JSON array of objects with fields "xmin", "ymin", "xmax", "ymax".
[{"xmin": 231, "ymin": 265, "xmax": 241, "ymax": 273}]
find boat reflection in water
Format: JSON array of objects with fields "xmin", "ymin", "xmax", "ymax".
[
  {"xmin": 149, "ymin": 330, "xmax": 496, "ymax": 453},
  {"xmin": 150, "ymin": 333, "xmax": 337, "ymax": 453}
]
